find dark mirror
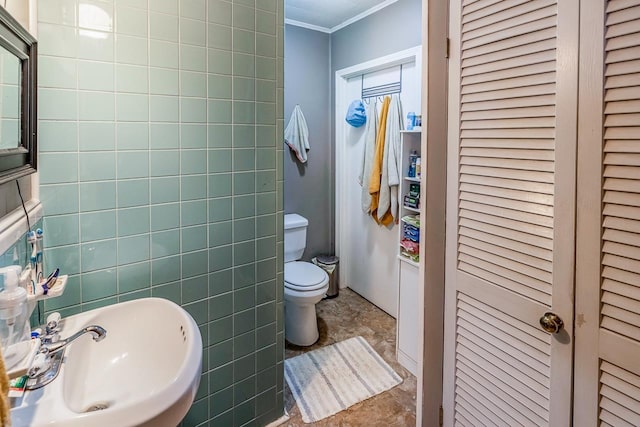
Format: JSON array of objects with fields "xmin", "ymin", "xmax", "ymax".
[{"xmin": 0, "ymin": 6, "xmax": 36, "ymax": 184}]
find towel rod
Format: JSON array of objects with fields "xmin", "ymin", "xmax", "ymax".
[{"xmin": 361, "ymin": 64, "xmax": 403, "ymax": 100}]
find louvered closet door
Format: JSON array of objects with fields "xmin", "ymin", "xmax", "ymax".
[
  {"xmin": 445, "ymin": 0, "xmax": 578, "ymax": 426},
  {"xmin": 575, "ymin": 0, "xmax": 640, "ymax": 425}
]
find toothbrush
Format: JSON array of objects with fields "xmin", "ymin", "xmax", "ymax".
[
  {"xmin": 35, "ymin": 228, "xmax": 43, "ymax": 282},
  {"xmin": 37, "ymin": 268, "xmax": 59, "ymax": 296},
  {"xmin": 27, "ymin": 231, "xmax": 37, "ymax": 288}
]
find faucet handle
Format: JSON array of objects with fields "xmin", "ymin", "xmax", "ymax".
[
  {"xmin": 45, "ymin": 312, "xmax": 61, "ymax": 334},
  {"xmin": 44, "ymin": 312, "xmax": 62, "ymax": 343},
  {"xmin": 46, "ymin": 312, "xmax": 61, "ymax": 327},
  {"xmin": 28, "ymin": 350, "xmax": 52, "ymax": 379}
]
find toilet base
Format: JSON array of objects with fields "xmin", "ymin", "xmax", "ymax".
[{"xmin": 284, "ymin": 299, "xmax": 321, "ymax": 346}]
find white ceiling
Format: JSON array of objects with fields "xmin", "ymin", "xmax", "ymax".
[{"xmin": 285, "ymin": 0, "xmax": 397, "ymax": 33}]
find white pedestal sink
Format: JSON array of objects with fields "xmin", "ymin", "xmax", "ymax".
[{"xmin": 10, "ymin": 298, "xmax": 203, "ymax": 427}]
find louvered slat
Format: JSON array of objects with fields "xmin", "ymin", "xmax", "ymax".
[
  {"xmin": 457, "ymin": 334, "xmax": 551, "ymax": 391},
  {"xmin": 460, "ymin": 235, "xmax": 553, "ymax": 272},
  {"xmin": 461, "ymin": 107, "xmax": 556, "ymax": 123},
  {"xmin": 462, "ymin": 4, "xmax": 557, "ymax": 43},
  {"xmin": 461, "ymin": 95, "xmax": 555, "ymax": 112},
  {"xmin": 602, "ymin": 2, "xmax": 640, "ymax": 344},
  {"xmin": 606, "ymin": 60, "xmax": 640, "ymax": 77},
  {"xmin": 460, "ymin": 182, "xmax": 553, "ymax": 205},
  {"xmin": 607, "ymin": 4, "xmax": 640, "ymax": 25},
  {"xmin": 455, "ymin": 294, "xmax": 551, "ymax": 424},
  {"xmin": 460, "ymin": 191, "xmax": 553, "ymax": 216},
  {"xmin": 460, "ymin": 226, "xmax": 553, "ymax": 261},
  {"xmin": 603, "ymin": 277, "xmax": 640, "ymax": 299},
  {"xmin": 463, "ymin": 27, "xmax": 556, "ymax": 60},
  {"xmin": 607, "ymin": 0, "xmax": 640, "ymax": 13},
  {"xmin": 604, "ymin": 191, "xmax": 640, "ymax": 207},
  {"xmin": 600, "ymin": 364, "xmax": 640, "ymax": 425}
]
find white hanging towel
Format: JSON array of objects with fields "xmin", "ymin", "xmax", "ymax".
[
  {"xmin": 378, "ymin": 94, "xmax": 404, "ymax": 224},
  {"xmin": 284, "ymin": 105, "xmax": 310, "ymax": 163},
  {"xmin": 359, "ymin": 102, "xmax": 378, "ymax": 213}
]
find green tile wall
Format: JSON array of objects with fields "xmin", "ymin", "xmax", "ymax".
[{"xmin": 37, "ymin": 0, "xmax": 285, "ymax": 425}]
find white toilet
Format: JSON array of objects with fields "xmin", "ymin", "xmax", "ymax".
[{"xmin": 284, "ymin": 214, "xmax": 329, "ymax": 346}]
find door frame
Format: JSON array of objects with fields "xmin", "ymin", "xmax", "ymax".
[
  {"xmin": 419, "ymin": 0, "xmax": 449, "ymax": 425},
  {"xmin": 334, "ymin": 45, "xmax": 425, "ymax": 421}
]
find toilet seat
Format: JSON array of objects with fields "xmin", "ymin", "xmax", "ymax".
[{"xmin": 284, "ymin": 261, "xmax": 329, "ymax": 292}]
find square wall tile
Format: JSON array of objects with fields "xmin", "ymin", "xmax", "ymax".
[
  {"xmin": 150, "ymin": 177, "xmax": 180, "ymax": 204},
  {"xmin": 117, "ymin": 123, "xmax": 149, "ymax": 150},
  {"xmin": 79, "ymin": 182, "xmax": 116, "ymax": 212},
  {"xmin": 150, "ymin": 12, "xmax": 178, "ymax": 42},
  {"xmin": 150, "ymin": 123, "xmax": 179, "ymax": 149},
  {"xmin": 118, "ymin": 207, "xmax": 150, "ymax": 237},
  {"xmin": 39, "ymin": 56, "xmax": 77, "ymax": 89},
  {"xmin": 117, "ymin": 179, "xmax": 150, "ymax": 208},
  {"xmin": 151, "ymin": 229, "xmax": 181, "ymax": 258},
  {"xmin": 39, "ymin": 185, "xmax": 78, "ymax": 217},
  {"xmin": 117, "ymin": 94, "xmax": 150, "ymax": 122},
  {"xmin": 81, "ymin": 239, "xmax": 117, "ymax": 272},
  {"xmin": 80, "ymin": 211, "xmax": 117, "ymax": 242},
  {"xmin": 181, "ymin": 175, "xmax": 207, "ymax": 200},
  {"xmin": 116, "ymin": 34, "xmax": 148, "ymax": 65},
  {"xmin": 79, "ymin": 152, "xmax": 116, "ymax": 181},
  {"xmin": 39, "ymin": 121, "xmax": 78, "ymax": 152},
  {"xmin": 118, "ymin": 261, "xmax": 151, "ymax": 293},
  {"xmin": 82, "ymin": 269, "xmax": 117, "ymax": 302},
  {"xmin": 79, "ymin": 123, "xmax": 115, "ymax": 151},
  {"xmin": 150, "ymin": 40, "xmax": 179, "ymax": 68},
  {"xmin": 44, "ymin": 214, "xmax": 79, "ymax": 247},
  {"xmin": 117, "ymin": 151, "xmax": 150, "ymax": 179},
  {"xmin": 118, "ymin": 235, "xmax": 150, "ymax": 265},
  {"xmin": 39, "ymin": 153, "xmax": 78, "ymax": 184},
  {"xmin": 116, "ymin": 6, "xmax": 148, "ymax": 36},
  {"xmin": 78, "ymin": 61, "xmax": 114, "ymax": 91}
]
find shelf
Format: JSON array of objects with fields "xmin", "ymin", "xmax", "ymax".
[
  {"xmin": 398, "ymin": 254, "xmax": 419, "ymax": 267},
  {"xmin": 27, "ymin": 274, "xmax": 68, "ymax": 303},
  {"xmin": 403, "ymin": 206, "xmax": 420, "ymax": 213},
  {"xmin": 401, "ymin": 216, "xmax": 420, "ymax": 228},
  {"xmin": 404, "ymin": 176, "xmax": 421, "ymax": 182}
]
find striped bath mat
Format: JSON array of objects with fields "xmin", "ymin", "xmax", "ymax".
[{"xmin": 284, "ymin": 336, "xmax": 403, "ymax": 423}]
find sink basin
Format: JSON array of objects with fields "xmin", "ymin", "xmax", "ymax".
[{"xmin": 11, "ymin": 298, "xmax": 202, "ymax": 427}]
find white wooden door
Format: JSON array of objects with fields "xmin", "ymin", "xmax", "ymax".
[
  {"xmin": 444, "ymin": 0, "xmax": 578, "ymax": 425},
  {"xmin": 575, "ymin": 0, "xmax": 640, "ymax": 424}
]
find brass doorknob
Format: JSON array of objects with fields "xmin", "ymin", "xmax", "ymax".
[{"xmin": 540, "ymin": 312, "xmax": 564, "ymax": 334}]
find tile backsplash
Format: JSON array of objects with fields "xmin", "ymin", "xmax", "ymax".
[{"xmin": 35, "ymin": 0, "xmax": 285, "ymax": 425}]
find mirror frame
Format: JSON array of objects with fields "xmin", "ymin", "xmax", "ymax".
[{"xmin": 0, "ymin": 6, "xmax": 36, "ymax": 185}]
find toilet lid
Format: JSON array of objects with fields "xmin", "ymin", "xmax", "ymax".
[{"xmin": 285, "ymin": 262, "xmax": 328, "ymax": 291}]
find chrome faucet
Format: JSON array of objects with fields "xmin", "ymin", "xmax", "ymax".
[{"xmin": 44, "ymin": 325, "xmax": 107, "ymax": 355}]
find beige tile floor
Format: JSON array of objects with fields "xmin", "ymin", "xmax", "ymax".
[{"xmin": 283, "ymin": 288, "xmax": 417, "ymax": 426}]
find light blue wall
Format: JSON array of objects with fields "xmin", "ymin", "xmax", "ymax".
[
  {"xmin": 283, "ymin": 24, "xmax": 332, "ymax": 259},
  {"xmin": 331, "ymin": 0, "xmax": 422, "ymax": 73},
  {"xmin": 34, "ymin": 0, "xmax": 285, "ymax": 425}
]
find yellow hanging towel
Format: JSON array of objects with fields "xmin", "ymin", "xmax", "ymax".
[
  {"xmin": 0, "ymin": 345, "xmax": 10, "ymax": 426},
  {"xmin": 368, "ymin": 96, "xmax": 393, "ymax": 226}
]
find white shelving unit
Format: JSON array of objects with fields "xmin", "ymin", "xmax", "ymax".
[{"xmin": 396, "ymin": 129, "xmax": 421, "ymax": 376}]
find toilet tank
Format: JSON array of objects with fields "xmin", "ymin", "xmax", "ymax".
[{"xmin": 284, "ymin": 214, "xmax": 308, "ymax": 262}]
